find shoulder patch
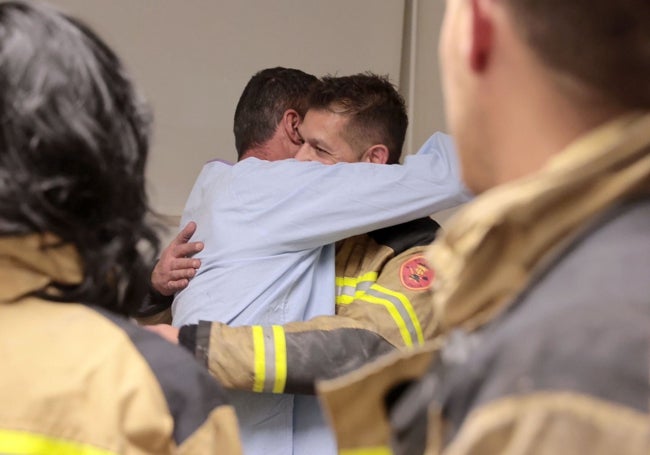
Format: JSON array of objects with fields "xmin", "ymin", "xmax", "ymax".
[{"xmin": 400, "ymin": 255, "xmax": 434, "ymax": 290}]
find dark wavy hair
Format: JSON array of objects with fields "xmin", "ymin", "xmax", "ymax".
[
  {"xmin": 308, "ymin": 73, "xmax": 408, "ymax": 164},
  {"xmin": 0, "ymin": 1, "xmax": 159, "ymax": 314},
  {"xmin": 233, "ymin": 67, "xmax": 318, "ymax": 159}
]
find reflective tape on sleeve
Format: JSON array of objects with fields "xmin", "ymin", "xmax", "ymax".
[{"xmin": 252, "ymin": 325, "xmax": 288, "ymax": 393}]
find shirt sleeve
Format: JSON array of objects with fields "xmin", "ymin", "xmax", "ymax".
[{"xmin": 230, "ymin": 133, "xmax": 471, "ymax": 252}]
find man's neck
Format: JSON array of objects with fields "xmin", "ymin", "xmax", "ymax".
[
  {"xmin": 238, "ymin": 127, "xmax": 297, "ymax": 162},
  {"xmin": 496, "ymin": 96, "xmax": 621, "ymax": 185},
  {"xmin": 484, "ymin": 55, "xmax": 622, "ymax": 188},
  {"xmin": 239, "ymin": 147, "xmax": 274, "ymax": 161}
]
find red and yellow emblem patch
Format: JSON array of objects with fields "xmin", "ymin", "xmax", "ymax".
[{"xmin": 400, "ymin": 255, "xmax": 434, "ymax": 290}]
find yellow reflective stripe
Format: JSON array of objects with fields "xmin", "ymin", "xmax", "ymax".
[
  {"xmin": 272, "ymin": 325, "xmax": 287, "ymax": 393},
  {"xmin": 340, "ymin": 447, "xmax": 392, "ymax": 455},
  {"xmin": 336, "ymin": 272, "xmax": 422, "ymax": 347},
  {"xmin": 252, "ymin": 325, "xmax": 266, "ymax": 392},
  {"xmin": 335, "ymin": 272, "xmax": 378, "ymax": 288},
  {"xmin": 336, "ymin": 272, "xmax": 378, "ymax": 305},
  {"xmin": 337, "ymin": 294, "xmax": 355, "ymax": 305},
  {"xmin": 358, "ymin": 293, "xmax": 413, "ymax": 347},
  {"xmin": 336, "ymin": 276, "xmax": 356, "ymax": 287},
  {"xmin": 0, "ymin": 429, "xmax": 116, "ymax": 455},
  {"xmin": 338, "ymin": 289, "xmax": 374, "ymax": 305},
  {"xmin": 371, "ymin": 284, "xmax": 424, "ymax": 345}
]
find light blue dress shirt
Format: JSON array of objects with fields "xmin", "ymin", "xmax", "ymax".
[{"xmin": 172, "ymin": 132, "xmax": 469, "ymax": 455}]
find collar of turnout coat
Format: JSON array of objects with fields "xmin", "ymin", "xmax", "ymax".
[
  {"xmin": 0, "ymin": 233, "xmax": 82, "ymax": 302},
  {"xmin": 427, "ymin": 112, "xmax": 650, "ymax": 335}
]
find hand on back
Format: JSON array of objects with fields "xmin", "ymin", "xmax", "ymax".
[{"xmin": 151, "ymin": 221, "xmax": 204, "ymax": 295}]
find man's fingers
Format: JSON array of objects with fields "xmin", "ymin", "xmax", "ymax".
[
  {"xmin": 173, "ymin": 241, "xmax": 204, "ymax": 258},
  {"xmin": 176, "ymin": 221, "xmax": 197, "ymax": 244},
  {"xmin": 152, "ymin": 222, "xmax": 202, "ymax": 296},
  {"xmin": 168, "ymin": 265, "xmax": 198, "ymax": 281},
  {"xmin": 171, "ymin": 256, "xmax": 201, "ymax": 271},
  {"xmin": 171, "ymin": 222, "xmax": 203, "ymax": 257}
]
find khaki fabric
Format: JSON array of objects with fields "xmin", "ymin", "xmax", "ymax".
[
  {"xmin": 1, "ymin": 298, "xmax": 178, "ymax": 454},
  {"xmin": 319, "ymin": 113, "xmax": 650, "ymax": 454},
  {"xmin": 178, "ymin": 407, "xmax": 242, "ymax": 455},
  {"xmin": 427, "ymin": 113, "xmax": 650, "ymax": 335},
  {"xmin": 0, "ymin": 234, "xmax": 243, "ymax": 454},
  {"xmin": 205, "ymin": 223, "xmax": 439, "ymax": 394},
  {"xmin": 318, "ymin": 342, "xmax": 441, "ymax": 451},
  {"xmin": 444, "ymin": 393, "xmax": 650, "ymax": 455},
  {"xmin": 0, "ymin": 233, "xmax": 82, "ymax": 302}
]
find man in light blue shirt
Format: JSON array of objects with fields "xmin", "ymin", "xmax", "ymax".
[{"xmin": 148, "ymin": 70, "xmax": 469, "ymax": 455}]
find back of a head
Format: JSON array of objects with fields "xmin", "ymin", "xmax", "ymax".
[
  {"xmin": 233, "ymin": 67, "xmax": 318, "ymax": 159},
  {"xmin": 308, "ymin": 73, "xmax": 408, "ymax": 164},
  {"xmin": 0, "ymin": 1, "xmax": 157, "ymax": 314},
  {"xmin": 505, "ymin": 0, "xmax": 650, "ymax": 111}
]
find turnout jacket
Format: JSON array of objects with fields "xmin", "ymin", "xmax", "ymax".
[
  {"xmin": 196, "ymin": 217, "xmax": 441, "ymax": 395},
  {"xmin": 317, "ymin": 113, "xmax": 650, "ymax": 454},
  {"xmin": 0, "ymin": 234, "xmax": 242, "ymax": 455},
  {"xmin": 141, "ymin": 217, "xmax": 441, "ymax": 395}
]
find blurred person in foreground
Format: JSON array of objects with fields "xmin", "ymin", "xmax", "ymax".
[
  {"xmin": 317, "ymin": 0, "xmax": 650, "ymax": 453},
  {"xmin": 0, "ymin": 1, "xmax": 241, "ymax": 453}
]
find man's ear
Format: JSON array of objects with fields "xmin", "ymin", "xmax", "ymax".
[
  {"xmin": 362, "ymin": 144, "xmax": 389, "ymax": 164},
  {"xmin": 282, "ymin": 109, "xmax": 303, "ymax": 145},
  {"xmin": 469, "ymin": 0, "xmax": 494, "ymax": 72}
]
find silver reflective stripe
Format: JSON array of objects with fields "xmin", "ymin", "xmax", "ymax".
[
  {"xmin": 337, "ymin": 284, "xmax": 357, "ymax": 298},
  {"xmin": 365, "ymin": 286, "xmax": 421, "ymax": 346},
  {"xmin": 262, "ymin": 326, "xmax": 277, "ymax": 392}
]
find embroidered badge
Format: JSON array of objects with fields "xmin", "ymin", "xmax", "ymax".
[{"xmin": 400, "ymin": 255, "xmax": 434, "ymax": 290}]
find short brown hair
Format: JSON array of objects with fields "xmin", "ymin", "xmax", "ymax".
[
  {"xmin": 307, "ymin": 73, "xmax": 408, "ymax": 164},
  {"xmin": 504, "ymin": 0, "xmax": 650, "ymax": 110}
]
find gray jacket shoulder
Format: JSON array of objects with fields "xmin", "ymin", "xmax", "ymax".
[{"xmin": 442, "ymin": 197, "xmax": 650, "ymax": 432}]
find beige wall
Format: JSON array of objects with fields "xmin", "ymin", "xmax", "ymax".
[
  {"xmin": 401, "ymin": 1, "xmax": 461, "ymax": 225},
  {"xmin": 50, "ymin": 0, "xmax": 407, "ymax": 218},
  {"xmin": 47, "ymin": 1, "xmax": 457, "ymax": 234},
  {"xmin": 401, "ymin": 0, "xmax": 448, "ymax": 153}
]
